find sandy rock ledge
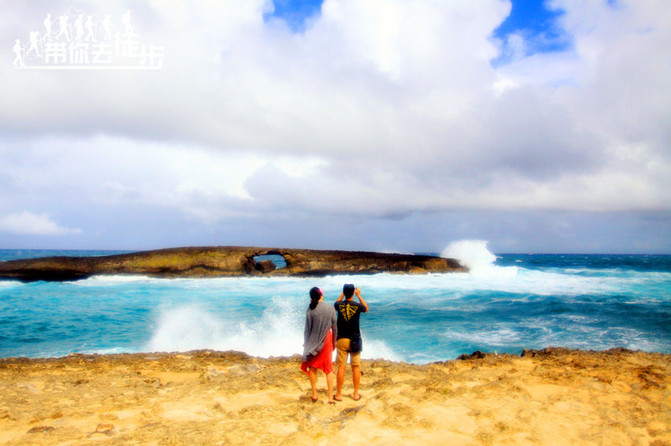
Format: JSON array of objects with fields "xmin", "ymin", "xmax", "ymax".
[{"xmin": 0, "ymin": 348, "xmax": 669, "ymax": 445}]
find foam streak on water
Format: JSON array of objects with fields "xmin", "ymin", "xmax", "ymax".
[{"xmin": 0, "ymin": 244, "xmax": 670, "ymax": 363}]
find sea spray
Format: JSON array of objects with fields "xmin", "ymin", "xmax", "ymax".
[
  {"xmin": 147, "ymin": 304, "xmax": 229, "ymax": 353},
  {"xmin": 145, "ymin": 296, "xmax": 402, "ymax": 360},
  {"xmin": 147, "ymin": 297, "xmax": 305, "ymax": 357},
  {"xmin": 441, "ymin": 240, "xmax": 518, "ymax": 278}
]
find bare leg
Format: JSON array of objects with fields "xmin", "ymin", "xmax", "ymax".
[
  {"xmin": 326, "ymin": 371, "xmax": 335, "ymax": 403},
  {"xmin": 335, "ymin": 363, "xmax": 345, "ymax": 400},
  {"xmin": 352, "ymin": 365, "xmax": 361, "ymax": 400},
  {"xmin": 308, "ymin": 368, "xmax": 318, "ymax": 401}
]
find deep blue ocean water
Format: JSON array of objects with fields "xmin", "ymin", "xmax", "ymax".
[{"xmin": 1, "ymin": 242, "xmax": 670, "ymax": 363}]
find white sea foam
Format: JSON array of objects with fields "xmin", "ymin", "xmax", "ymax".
[
  {"xmin": 362, "ymin": 339, "xmax": 403, "ymax": 362},
  {"xmin": 311, "ymin": 265, "xmax": 630, "ymax": 298},
  {"xmin": 75, "ymin": 274, "xmax": 163, "ymax": 285},
  {"xmin": 444, "ymin": 327, "xmax": 523, "ymax": 346},
  {"xmin": 87, "ymin": 346, "xmax": 136, "ymax": 355},
  {"xmin": 0, "ymin": 280, "xmax": 22, "ymax": 288}
]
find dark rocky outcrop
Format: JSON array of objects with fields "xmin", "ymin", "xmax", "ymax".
[
  {"xmin": 254, "ymin": 259, "xmax": 277, "ymax": 273},
  {"xmin": 0, "ymin": 246, "xmax": 466, "ymax": 282},
  {"xmin": 457, "ymin": 350, "xmax": 489, "ymax": 360}
]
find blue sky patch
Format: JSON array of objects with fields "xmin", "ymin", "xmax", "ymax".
[
  {"xmin": 267, "ymin": 0, "xmax": 572, "ymax": 62},
  {"xmin": 493, "ymin": 0, "xmax": 572, "ymax": 64},
  {"xmin": 265, "ymin": 0, "xmax": 324, "ymax": 32}
]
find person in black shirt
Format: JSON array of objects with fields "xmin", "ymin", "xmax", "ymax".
[{"xmin": 333, "ymin": 283, "xmax": 368, "ymax": 401}]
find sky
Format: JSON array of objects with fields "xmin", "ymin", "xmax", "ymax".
[{"xmin": 0, "ymin": 0, "xmax": 670, "ymax": 254}]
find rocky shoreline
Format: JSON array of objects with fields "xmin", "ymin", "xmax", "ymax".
[
  {"xmin": 1, "ymin": 347, "xmax": 669, "ymax": 445},
  {"xmin": 0, "ymin": 246, "xmax": 466, "ymax": 282}
]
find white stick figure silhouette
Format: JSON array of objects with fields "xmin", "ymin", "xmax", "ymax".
[
  {"xmin": 102, "ymin": 15, "xmax": 112, "ymax": 40},
  {"xmin": 26, "ymin": 31, "xmax": 41, "ymax": 57},
  {"xmin": 121, "ymin": 10, "xmax": 133, "ymax": 34},
  {"xmin": 13, "ymin": 39, "xmax": 24, "ymax": 66},
  {"xmin": 74, "ymin": 14, "xmax": 84, "ymax": 42},
  {"xmin": 85, "ymin": 16, "xmax": 96, "ymax": 42},
  {"xmin": 43, "ymin": 13, "xmax": 53, "ymax": 41},
  {"xmin": 55, "ymin": 14, "xmax": 70, "ymax": 41}
]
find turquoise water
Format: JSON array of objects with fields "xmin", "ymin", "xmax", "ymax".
[{"xmin": 1, "ymin": 244, "xmax": 670, "ymax": 363}]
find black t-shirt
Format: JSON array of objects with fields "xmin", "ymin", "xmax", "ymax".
[{"xmin": 334, "ymin": 300, "xmax": 366, "ymax": 340}]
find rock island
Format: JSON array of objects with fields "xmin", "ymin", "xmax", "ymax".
[{"xmin": 0, "ymin": 246, "xmax": 466, "ymax": 282}]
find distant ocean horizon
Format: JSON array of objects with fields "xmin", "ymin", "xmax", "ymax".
[{"xmin": 1, "ymin": 242, "xmax": 670, "ymax": 363}]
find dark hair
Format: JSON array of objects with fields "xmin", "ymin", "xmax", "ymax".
[
  {"xmin": 309, "ymin": 287, "xmax": 322, "ymax": 310},
  {"xmin": 343, "ymin": 283, "xmax": 355, "ymax": 299}
]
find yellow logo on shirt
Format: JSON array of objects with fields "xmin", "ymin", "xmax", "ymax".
[{"xmin": 339, "ymin": 303, "xmax": 357, "ymax": 321}]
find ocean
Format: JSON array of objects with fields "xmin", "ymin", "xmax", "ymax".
[{"xmin": 1, "ymin": 241, "xmax": 670, "ymax": 363}]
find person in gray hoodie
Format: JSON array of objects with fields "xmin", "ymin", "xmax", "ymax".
[{"xmin": 301, "ymin": 287, "xmax": 338, "ymax": 403}]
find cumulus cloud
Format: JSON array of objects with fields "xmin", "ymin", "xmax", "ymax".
[
  {"xmin": 0, "ymin": 211, "xmax": 81, "ymax": 236},
  {"xmin": 0, "ymin": 0, "xmax": 669, "ymax": 250}
]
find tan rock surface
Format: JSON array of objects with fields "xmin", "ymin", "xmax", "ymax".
[
  {"xmin": 0, "ymin": 348, "xmax": 669, "ymax": 445},
  {"xmin": 0, "ymin": 246, "xmax": 466, "ymax": 282}
]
